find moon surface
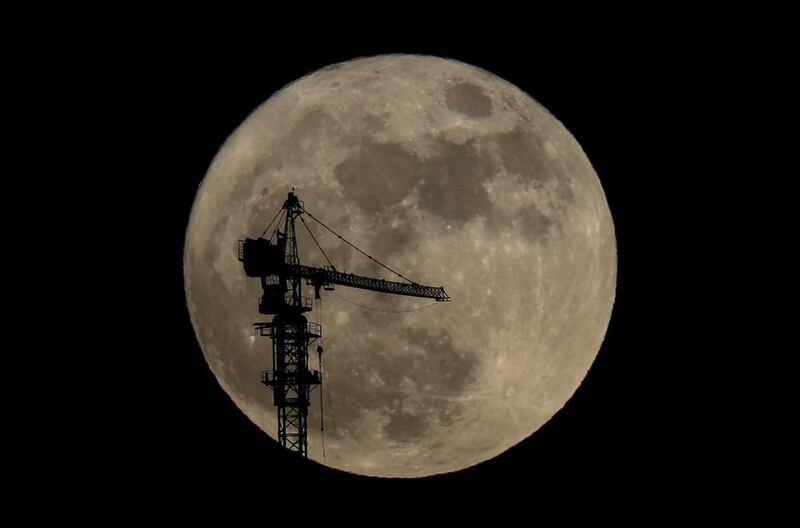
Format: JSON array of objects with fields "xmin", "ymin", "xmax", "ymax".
[{"xmin": 184, "ymin": 55, "xmax": 616, "ymax": 478}]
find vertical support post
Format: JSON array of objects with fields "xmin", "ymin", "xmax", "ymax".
[{"xmin": 258, "ymin": 192, "xmax": 320, "ymax": 457}]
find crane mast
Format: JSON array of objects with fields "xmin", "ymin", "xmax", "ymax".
[{"xmin": 238, "ymin": 191, "xmax": 449, "ymax": 457}]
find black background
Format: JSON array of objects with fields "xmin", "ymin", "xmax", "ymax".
[{"xmin": 70, "ymin": 27, "xmax": 743, "ymax": 515}]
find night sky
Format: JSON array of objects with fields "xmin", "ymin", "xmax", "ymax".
[{"xmin": 67, "ymin": 27, "xmax": 739, "ymax": 515}]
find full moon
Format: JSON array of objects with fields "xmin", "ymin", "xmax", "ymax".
[{"xmin": 184, "ymin": 55, "xmax": 616, "ymax": 477}]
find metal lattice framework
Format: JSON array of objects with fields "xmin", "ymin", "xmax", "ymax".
[
  {"xmin": 293, "ymin": 265, "xmax": 450, "ymax": 301},
  {"xmin": 238, "ymin": 191, "xmax": 449, "ymax": 457},
  {"xmin": 258, "ymin": 318, "xmax": 321, "ymax": 455}
]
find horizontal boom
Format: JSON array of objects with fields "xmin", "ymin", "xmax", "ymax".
[
  {"xmin": 239, "ymin": 237, "xmax": 450, "ymax": 302},
  {"xmin": 294, "ymin": 264, "xmax": 450, "ymax": 302}
]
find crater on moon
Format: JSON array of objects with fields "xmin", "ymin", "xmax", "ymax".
[
  {"xmin": 445, "ymin": 82, "xmax": 493, "ymax": 118},
  {"xmin": 184, "ymin": 54, "xmax": 616, "ymax": 478}
]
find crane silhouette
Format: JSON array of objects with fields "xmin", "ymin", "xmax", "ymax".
[{"xmin": 238, "ymin": 191, "xmax": 450, "ymax": 457}]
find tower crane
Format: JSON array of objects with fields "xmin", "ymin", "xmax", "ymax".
[{"xmin": 238, "ymin": 191, "xmax": 450, "ymax": 457}]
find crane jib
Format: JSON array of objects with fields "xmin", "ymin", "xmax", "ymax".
[
  {"xmin": 293, "ymin": 264, "xmax": 451, "ymax": 302},
  {"xmin": 238, "ymin": 237, "xmax": 450, "ymax": 302}
]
